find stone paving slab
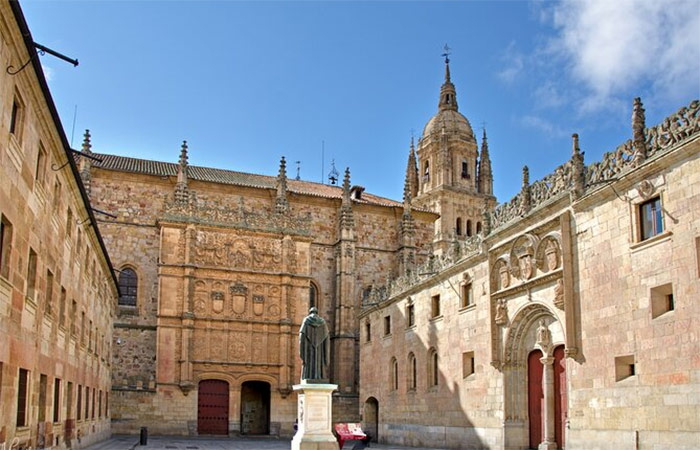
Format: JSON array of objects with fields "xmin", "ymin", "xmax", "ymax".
[{"xmin": 84, "ymin": 435, "xmax": 445, "ymax": 450}]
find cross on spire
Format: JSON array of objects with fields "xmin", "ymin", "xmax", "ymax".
[{"xmin": 442, "ymin": 44, "xmax": 451, "ymax": 64}]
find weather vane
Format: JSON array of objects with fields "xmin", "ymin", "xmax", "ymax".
[
  {"xmin": 295, "ymin": 161, "xmax": 301, "ymax": 180},
  {"xmin": 442, "ymin": 44, "xmax": 451, "ymax": 64},
  {"xmin": 328, "ymin": 159, "xmax": 339, "ymax": 185}
]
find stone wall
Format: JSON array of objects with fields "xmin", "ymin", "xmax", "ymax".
[{"xmin": 0, "ymin": 3, "xmax": 117, "ymax": 448}]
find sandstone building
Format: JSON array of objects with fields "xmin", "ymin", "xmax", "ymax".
[
  {"xmin": 359, "ymin": 93, "xmax": 700, "ymax": 449},
  {"xmin": 0, "ymin": 1, "xmax": 119, "ymax": 448}
]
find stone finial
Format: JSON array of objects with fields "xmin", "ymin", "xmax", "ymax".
[
  {"xmin": 339, "ymin": 167, "xmax": 354, "ymax": 230},
  {"xmin": 275, "ymin": 156, "xmax": 289, "ymax": 213},
  {"xmin": 481, "ymin": 198, "xmax": 492, "ymax": 236},
  {"xmin": 79, "ymin": 129, "xmax": 93, "ymax": 196},
  {"xmin": 174, "ymin": 141, "xmax": 190, "ymax": 205},
  {"xmin": 632, "ymin": 97, "xmax": 647, "ymax": 166},
  {"xmin": 519, "ymin": 165, "xmax": 531, "ymax": 215},
  {"xmin": 478, "ymin": 127, "xmax": 493, "ymax": 195},
  {"xmin": 571, "ymin": 133, "xmax": 585, "ymax": 199},
  {"xmin": 405, "ymin": 137, "xmax": 419, "ymax": 200},
  {"xmin": 81, "ymin": 129, "xmax": 92, "ymax": 154}
]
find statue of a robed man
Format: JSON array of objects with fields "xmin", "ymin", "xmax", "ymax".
[{"xmin": 299, "ymin": 307, "xmax": 330, "ymax": 382}]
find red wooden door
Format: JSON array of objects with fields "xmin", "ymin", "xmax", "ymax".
[
  {"xmin": 554, "ymin": 346, "xmax": 567, "ymax": 449},
  {"xmin": 528, "ymin": 349, "xmax": 544, "ymax": 449},
  {"xmin": 198, "ymin": 380, "xmax": 229, "ymax": 435}
]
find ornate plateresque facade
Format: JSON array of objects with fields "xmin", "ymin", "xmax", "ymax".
[{"xmin": 359, "ymin": 97, "xmax": 700, "ymax": 449}]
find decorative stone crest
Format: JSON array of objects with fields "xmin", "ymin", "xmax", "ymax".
[
  {"xmin": 495, "ymin": 299, "xmax": 508, "ymax": 326},
  {"xmin": 517, "ymin": 246, "xmax": 535, "ymax": 281},
  {"xmin": 553, "ymin": 279, "xmax": 564, "ymax": 309},
  {"xmin": 544, "ymin": 240, "xmax": 560, "ymax": 272},
  {"xmin": 636, "ymin": 179, "xmax": 655, "ymax": 200},
  {"xmin": 211, "ymin": 291, "xmax": 225, "ymax": 313},
  {"xmin": 536, "ymin": 319, "xmax": 552, "ymax": 355},
  {"xmin": 253, "ymin": 295, "xmax": 265, "ymax": 316},
  {"xmin": 498, "ymin": 264, "xmax": 510, "ymax": 290}
]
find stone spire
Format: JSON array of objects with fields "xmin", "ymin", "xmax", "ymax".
[
  {"xmin": 438, "ymin": 55, "xmax": 458, "ymax": 112},
  {"xmin": 174, "ymin": 140, "xmax": 190, "ymax": 205},
  {"xmin": 79, "ymin": 129, "xmax": 93, "ymax": 196},
  {"xmin": 519, "ymin": 165, "xmax": 531, "ymax": 215},
  {"xmin": 405, "ymin": 137, "xmax": 419, "ymax": 200},
  {"xmin": 571, "ymin": 133, "xmax": 585, "ymax": 199},
  {"xmin": 632, "ymin": 97, "xmax": 647, "ymax": 167},
  {"xmin": 275, "ymin": 156, "xmax": 289, "ymax": 213},
  {"xmin": 339, "ymin": 167, "xmax": 354, "ymax": 230},
  {"xmin": 481, "ymin": 198, "xmax": 492, "ymax": 236},
  {"xmin": 477, "ymin": 128, "xmax": 493, "ymax": 195}
]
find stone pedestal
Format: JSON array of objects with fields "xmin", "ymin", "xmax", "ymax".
[{"xmin": 292, "ymin": 383, "xmax": 339, "ymax": 450}]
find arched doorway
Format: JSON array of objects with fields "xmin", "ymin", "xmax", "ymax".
[
  {"xmin": 240, "ymin": 381, "xmax": 270, "ymax": 435},
  {"xmin": 363, "ymin": 397, "xmax": 379, "ymax": 442},
  {"xmin": 528, "ymin": 350, "xmax": 544, "ymax": 449},
  {"xmin": 197, "ymin": 380, "xmax": 229, "ymax": 435}
]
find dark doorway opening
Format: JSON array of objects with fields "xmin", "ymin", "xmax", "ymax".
[
  {"xmin": 240, "ymin": 381, "xmax": 270, "ymax": 435},
  {"xmin": 363, "ymin": 397, "xmax": 379, "ymax": 443},
  {"xmin": 197, "ymin": 380, "xmax": 229, "ymax": 435}
]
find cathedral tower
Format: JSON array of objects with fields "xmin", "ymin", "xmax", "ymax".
[{"xmin": 413, "ymin": 54, "xmax": 496, "ymax": 251}]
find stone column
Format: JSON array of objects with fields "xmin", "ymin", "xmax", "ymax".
[{"xmin": 539, "ymin": 356, "xmax": 557, "ymax": 450}]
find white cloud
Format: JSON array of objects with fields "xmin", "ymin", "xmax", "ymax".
[
  {"xmin": 42, "ymin": 64, "xmax": 54, "ymax": 83},
  {"xmin": 533, "ymin": 80, "xmax": 564, "ymax": 109},
  {"xmin": 544, "ymin": 0, "xmax": 700, "ymax": 111},
  {"xmin": 497, "ymin": 41, "xmax": 524, "ymax": 84}
]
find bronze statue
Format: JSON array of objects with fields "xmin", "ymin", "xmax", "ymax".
[{"xmin": 299, "ymin": 307, "xmax": 330, "ymax": 382}]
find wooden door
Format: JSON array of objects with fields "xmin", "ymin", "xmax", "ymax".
[
  {"xmin": 197, "ymin": 380, "xmax": 229, "ymax": 435},
  {"xmin": 554, "ymin": 345, "xmax": 567, "ymax": 449},
  {"xmin": 528, "ymin": 349, "xmax": 544, "ymax": 449}
]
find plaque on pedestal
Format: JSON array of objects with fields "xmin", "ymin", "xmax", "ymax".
[{"xmin": 291, "ymin": 382, "xmax": 339, "ymax": 450}]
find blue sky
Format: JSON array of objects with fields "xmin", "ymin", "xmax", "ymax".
[{"xmin": 21, "ymin": 0, "xmax": 700, "ymax": 203}]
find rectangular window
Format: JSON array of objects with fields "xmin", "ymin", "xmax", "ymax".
[
  {"xmin": 53, "ymin": 378, "xmax": 61, "ymax": 422},
  {"xmin": 384, "ymin": 315, "xmax": 391, "ymax": 336},
  {"xmin": 26, "ymin": 248, "xmax": 38, "ymax": 300},
  {"xmin": 59, "ymin": 287, "xmax": 66, "ymax": 327},
  {"xmin": 0, "ymin": 215, "xmax": 12, "ymax": 279},
  {"xmin": 71, "ymin": 300, "xmax": 77, "ymax": 335},
  {"xmin": 462, "ymin": 351, "xmax": 475, "ymax": 378},
  {"xmin": 66, "ymin": 208, "xmax": 73, "ymax": 239},
  {"xmin": 431, "ymin": 294, "xmax": 441, "ymax": 318},
  {"xmin": 365, "ymin": 321, "xmax": 371, "ymax": 342},
  {"xmin": 35, "ymin": 143, "xmax": 47, "ymax": 184},
  {"xmin": 45, "ymin": 269, "xmax": 54, "ymax": 316},
  {"xmin": 88, "ymin": 320, "xmax": 93, "ymax": 351},
  {"xmin": 461, "ymin": 283, "xmax": 473, "ymax": 308},
  {"xmin": 81, "ymin": 311, "xmax": 86, "ymax": 345},
  {"xmin": 9, "ymin": 94, "xmax": 24, "ymax": 138},
  {"xmin": 615, "ymin": 355, "xmax": 636, "ymax": 381},
  {"xmin": 461, "ymin": 161, "xmax": 469, "ymax": 179},
  {"xmin": 16, "ymin": 368, "xmax": 28, "ymax": 427},
  {"xmin": 651, "ymin": 283, "xmax": 674, "ymax": 319},
  {"xmin": 91, "ymin": 387, "xmax": 95, "ymax": 419},
  {"xmin": 66, "ymin": 382, "xmax": 73, "ymax": 421},
  {"xmin": 407, "ymin": 303, "xmax": 415, "ymax": 327},
  {"xmin": 85, "ymin": 387, "xmax": 89, "ymax": 420},
  {"xmin": 77, "ymin": 385, "xmax": 82, "ymax": 421},
  {"xmin": 98, "ymin": 390, "xmax": 102, "ymax": 418},
  {"xmin": 39, "ymin": 374, "xmax": 48, "ymax": 422},
  {"xmin": 639, "ymin": 197, "xmax": 663, "ymax": 241}
]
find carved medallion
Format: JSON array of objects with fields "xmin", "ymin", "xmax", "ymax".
[
  {"xmin": 519, "ymin": 254, "xmax": 534, "ymax": 280},
  {"xmin": 637, "ymin": 180, "xmax": 655, "ymax": 200}
]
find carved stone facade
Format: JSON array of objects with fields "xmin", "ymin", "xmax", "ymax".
[
  {"xmin": 85, "ymin": 139, "xmax": 437, "ymax": 436},
  {"xmin": 359, "ymin": 98, "xmax": 700, "ymax": 449}
]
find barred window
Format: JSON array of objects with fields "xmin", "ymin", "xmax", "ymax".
[{"xmin": 118, "ymin": 268, "xmax": 137, "ymax": 306}]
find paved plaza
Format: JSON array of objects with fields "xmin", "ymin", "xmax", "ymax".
[{"xmin": 84, "ymin": 435, "xmax": 444, "ymax": 450}]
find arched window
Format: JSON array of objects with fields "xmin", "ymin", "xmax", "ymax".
[
  {"xmin": 466, "ymin": 220, "xmax": 473, "ymax": 237},
  {"xmin": 309, "ymin": 282, "xmax": 319, "ymax": 310},
  {"xmin": 390, "ymin": 357, "xmax": 398, "ymax": 391},
  {"xmin": 424, "ymin": 161, "xmax": 430, "ymax": 181},
  {"xmin": 428, "ymin": 348, "xmax": 438, "ymax": 387},
  {"xmin": 455, "ymin": 217, "xmax": 462, "ymax": 236},
  {"xmin": 407, "ymin": 352, "xmax": 417, "ymax": 391},
  {"xmin": 118, "ymin": 268, "xmax": 137, "ymax": 306},
  {"xmin": 476, "ymin": 221, "xmax": 482, "ymax": 234}
]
